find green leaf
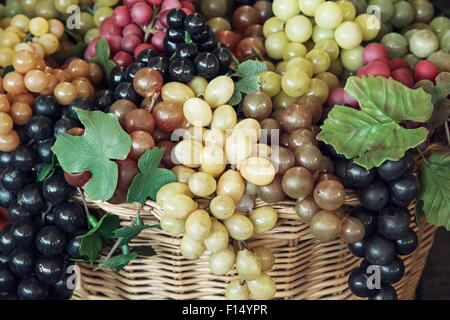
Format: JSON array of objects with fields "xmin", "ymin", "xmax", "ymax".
[
  {"xmin": 126, "ymin": 147, "xmax": 177, "ymax": 205},
  {"xmin": 233, "ymin": 59, "xmax": 267, "ymax": 78},
  {"xmin": 133, "ymin": 245, "xmax": 156, "ymax": 257},
  {"xmin": 415, "ymin": 149, "xmax": 450, "ymax": 230},
  {"xmin": 37, "ymin": 155, "xmax": 58, "ymax": 182},
  {"xmin": 227, "ymin": 88, "xmax": 242, "ymax": 106},
  {"xmin": 317, "ymin": 105, "xmax": 429, "ymax": 169},
  {"xmin": 98, "ymin": 252, "xmax": 138, "ymax": 273},
  {"xmin": 64, "ymin": 26, "xmax": 83, "ymax": 43},
  {"xmin": 317, "ymin": 76, "xmax": 433, "ymax": 169},
  {"xmin": 113, "ymin": 224, "xmax": 160, "ymax": 246},
  {"xmin": 2, "ymin": 65, "xmax": 14, "ymax": 78},
  {"xmin": 51, "ymin": 41, "xmax": 86, "ymax": 65},
  {"xmin": 51, "ymin": 109, "xmax": 132, "ymax": 201},
  {"xmin": 79, "ymin": 232, "xmax": 102, "ymax": 265},
  {"xmin": 98, "ymin": 215, "xmax": 121, "ymax": 242},
  {"xmin": 235, "ymin": 75, "xmax": 260, "ymax": 94},
  {"xmin": 89, "ymin": 39, "xmax": 116, "ymax": 75}
]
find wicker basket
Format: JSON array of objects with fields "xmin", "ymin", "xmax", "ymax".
[{"xmin": 71, "ymin": 145, "xmax": 441, "ymax": 300}]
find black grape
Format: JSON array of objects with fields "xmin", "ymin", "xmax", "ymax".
[
  {"xmin": 364, "ymin": 233, "xmax": 396, "ymax": 265},
  {"xmin": 377, "ymin": 206, "xmax": 410, "ymax": 240},
  {"xmin": 33, "ymin": 95, "xmax": 60, "ymax": 120},
  {"xmin": 35, "ymin": 255, "xmax": 65, "ymax": 285},
  {"xmin": 17, "ymin": 277, "xmax": 48, "ymax": 300},
  {"xmin": 394, "ymin": 228, "xmax": 418, "ymax": 255},
  {"xmin": 359, "ymin": 179, "xmax": 389, "ymax": 211},
  {"xmin": 368, "ymin": 283, "xmax": 398, "ymax": 300},
  {"xmin": 35, "ymin": 226, "xmax": 67, "ymax": 256}
]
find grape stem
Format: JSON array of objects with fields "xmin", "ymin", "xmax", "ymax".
[
  {"xmin": 143, "ymin": 4, "xmax": 160, "ymax": 43},
  {"xmin": 145, "ymin": 92, "xmax": 160, "ymax": 113},
  {"xmin": 77, "ymin": 187, "xmax": 92, "ymax": 230},
  {"xmin": 41, "ymin": 204, "xmax": 53, "ymax": 223},
  {"xmin": 444, "ymin": 120, "xmax": 449, "ymax": 147}
]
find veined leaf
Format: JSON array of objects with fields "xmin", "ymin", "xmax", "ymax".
[
  {"xmin": 89, "ymin": 39, "xmax": 116, "ymax": 75},
  {"xmin": 233, "ymin": 59, "xmax": 267, "ymax": 78},
  {"xmin": 98, "ymin": 252, "xmax": 138, "ymax": 273}
]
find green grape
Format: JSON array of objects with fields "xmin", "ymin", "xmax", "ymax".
[
  {"xmin": 283, "ymin": 42, "xmax": 307, "ymax": 61},
  {"xmin": 340, "ymin": 46, "xmax": 364, "ymax": 72},
  {"xmin": 337, "ymin": 0, "xmax": 356, "ymax": 21},
  {"xmin": 79, "ymin": 12, "xmax": 95, "ymax": 34},
  {"xmin": 440, "ymin": 30, "xmax": 450, "ymax": 52},
  {"xmin": 84, "ymin": 28, "xmax": 100, "ymax": 43},
  {"xmin": 265, "ymin": 31, "xmax": 290, "ymax": 60},
  {"xmin": 305, "ymin": 49, "xmax": 331, "ymax": 74},
  {"xmin": 5, "ymin": 1, "xmax": 22, "ymax": 16},
  {"xmin": 285, "ymin": 15, "xmax": 312, "ymax": 42},
  {"xmin": 411, "ymin": 0, "xmax": 434, "ymax": 23},
  {"xmin": 298, "ymin": 0, "xmax": 324, "ymax": 17},
  {"xmin": 251, "ymin": 246, "xmax": 275, "ymax": 272},
  {"xmin": 286, "ymin": 57, "xmax": 314, "ymax": 77},
  {"xmin": 259, "ymin": 71, "xmax": 282, "ymax": 98},
  {"xmin": 281, "ymin": 68, "xmax": 310, "ymax": 98},
  {"xmin": 35, "ymin": 0, "xmax": 59, "ymax": 19},
  {"xmin": 249, "ymin": 206, "xmax": 278, "ymax": 234},
  {"xmin": 160, "ymin": 215, "xmax": 185, "ymax": 235},
  {"xmin": 430, "ymin": 16, "xmax": 450, "ymax": 38},
  {"xmin": 94, "ymin": 6, "xmax": 112, "ymax": 27},
  {"xmin": 223, "ymin": 213, "xmax": 254, "ymax": 241},
  {"xmin": 226, "ymin": 280, "xmax": 250, "ymax": 300},
  {"xmin": 204, "ymin": 219, "xmax": 229, "ymax": 253},
  {"xmin": 328, "ymin": 58, "xmax": 344, "ymax": 77},
  {"xmin": 236, "ymin": 249, "xmax": 261, "ymax": 281},
  {"xmin": 263, "ymin": 17, "xmax": 284, "ymax": 38},
  {"xmin": 275, "ymin": 61, "xmax": 288, "ymax": 75},
  {"xmin": 272, "ymin": 0, "xmax": 300, "ymax": 21},
  {"xmin": 20, "ymin": 0, "xmax": 38, "ymax": 14},
  {"xmin": 347, "ymin": 0, "xmax": 368, "ymax": 15},
  {"xmin": 272, "ymin": 90, "xmax": 297, "ymax": 111},
  {"xmin": 207, "ymin": 17, "xmax": 231, "ymax": 33},
  {"xmin": 403, "ymin": 53, "xmax": 422, "ymax": 70},
  {"xmin": 312, "ymin": 25, "xmax": 334, "ymax": 43},
  {"xmin": 427, "ymin": 50, "xmax": 450, "ymax": 72},
  {"xmin": 354, "ymin": 13, "xmax": 381, "ymax": 41},
  {"xmin": 409, "ymin": 29, "xmax": 438, "ymax": 58},
  {"xmin": 381, "ymin": 32, "xmax": 408, "ymax": 58},
  {"xmin": 53, "ymin": 0, "xmax": 78, "ymax": 14},
  {"xmin": 210, "ymin": 195, "xmax": 235, "ymax": 220},
  {"xmin": 368, "ymin": 0, "xmax": 394, "ymax": 23},
  {"xmin": 96, "ymin": 0, "xmax": 119, "ymax": 6},
  {"xmin": 314, "ymin": 39, "xmax": 339, "ymax": 62},
  {"xmin": 180, "ymin": 235, "xmax": 206, "ymax": 259},
  {"xmin": 374, "ymin": 21, "xmax": 393, "ymax": 42},
  {"xmin": 185, "ymin": 209, "xmax": 212, "ymax": 241},
  {"xmin": 209, "ymin": 244, "xmax": 235, "ymax": 276},
  {"xmin": 314, "ymin": 2, "xmax": 343, "ymax": 29},
  {"xmin": 391, "ymin": 1, "xmax": 414, "ymax": 28},
  {"xmin": 334, "ymin": 21, "xmax": 363, "ymax": 50},
  {"xmin": 247, "ymin": 273, "xmax": 276, "ymax": 300}
]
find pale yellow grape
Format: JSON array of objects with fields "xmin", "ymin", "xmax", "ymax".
[
  {"xmin": 188, "ymin": 75, "xmax": 208, "ymax": 97},
  {"xmin": 340, "ymin": 46, "xmax": 364, "ymax": 72},
  {"xmin": 161, "ymin": 82, "xmax": 195, "ymax": 104},
  {"xmin": 259, "ymin": 71, "xmax": 282, "ymax": 98},
  {"xmin": 224, "ymin": 213, "xmax": 254, "ymax": 240},
  {"xmin": 94, "ymin": 7, "xmax": 113, "ymax": 27},
  {"xmin": 5, "ymin": 26, "xmax": 26, "ymax": 39},
  {"xmin": 314, "ymin": 2, "xmax": 343, "ymax": 29},
  {"xmin": 298, "ymin": 0, "xmax": 324, "ymax": 16},
  {"xmin": 37, "ymin": 33, "xmax": 59, "ymax": 54},
  {"xmin": 286, "ymin": 57, "xmax": 314, "ymax": 77},
  {"xmin": 180, "ymin": 234, "xmax": 206, "ymax": 259},
  {"xmin": 226, "ymin": 280, "xmax": 250, "ymax": 300},
  {"xmin": 188, "ymin": 172, "xmax": 217, "ymax": 197},
  {"xmin": 85, "ymin": 28, "xmax": 100, "ymax": 44},
  {"xmin": 265, "ymin": 31, "xmax": 290, "ymax": 60},
  {"xmin": 160, "ymin": 215, "xmax": 185, "ymax": 235},
  {"xmin": 247, "ymin": 273, "xmax": 276, "ymax": 300},
  {"xmin": 210, "ymin": 195, "xmax": 236, "ymax": 220},
  {"xmin": 184, "ymin": 126, "xmax": 205, "ymax": 142},
  {"xmin": 217, "ymin": 170, "xmax": 245, "ymax": 204},
  {"xmin": 306, "ymin": 78, "xmax": 330, "ymax": 104},
  {"xmin": 337, "ymin": 0, "xmax": 356, "ymax": 21},
  {"xmin": 249, "ymin": 206, "xmax": 278, "ymax": 233},
  {"xmin": 0, "ymin": 31, "xmax": 20, "ymax": 49},
  {"xmin": 236, "ymin": 249, "xmax": 261, "ymax": 281},
  {"xmin": 272, "ymin": 0, "xmax": 300, "ymax": 21},
  {"xmin": 11, "ymin": 14, "xmax": 29, "ymax": 32},
  {"xmin": 240, "ymin": 157, "xmax": 275, "ymax": 186},
  {"xmin": 200, "ymin": 144, "xmax": 226, "ymax": 177},
  {"xmin": 281, "ymin": 68, "xmax": 311, "ymax": 98},
  {"xmin": 204, "ymin": 219, "xmax": 229, "ymax": 253},
  {"xmin": 204, "ymin": 76, "xmax": 234, "ymax": 108},
  {"xmin": 174, "ymin": 139, "xmax": 203, "ymax": 168},
  {"xmin": 183, "ymin": 97, "xmax": 212, "ymax": 127},
  {"xmin": 305, "ymin": 49, "xmax": 331, "ymax": 74},
  {"xmin": 335, "ymin": 21, "xmax": 363, "ymax": 49},
  {"xmin": 234, "ymin": 118, "xmax": 261, "ymax": 143},
  {"xmin": 275, "ymin": 61, "xmax": 288, "ymax": 75},
  {"xmin": 14, "ymin": 43, "xmax": 33, "ymax": 53},
  {"xmin": 171, "ymin": 165, "xmax": 196, "ymax": 184},
  {"xmin": 0, "ymin": 48, "xmax": 14, "ymax": 67},
  {"xmin": 283, "ymin": 42, "xmax": 307, "ymax": 61},
  {"xmin": 156, "ymin": 183, "xmax": 194, "ymax": 207},
  {"xmin": 211, "ymin": 105, "xmax": 237, "ymax": 132},
  {"xmin": 253, "ymin": 143, "xmax": 271, "ymax": 159},
  {"xmin": 225, "ymin": 133, "xmax": 253, "ymax": 166},
  {"xmin": 355, "ymin": 14, "xmax": 380, "ymax": 41},
  {"xmin": 262, "ymin": 17, "xmax": 285, "ymax": 38},
  {"xmin": 96, "ymin": 0, "xmax": 119, "ymax": 6},
  {"xmin": 185, "ymin": 209, "xmax": 212, "ymax": 241},
  {"xmin": 203, "ymin": 128, "xmax": 226, "ymax": 147},
  {"xmin": 312, "ymin": 25, "xmax": 335, "ymax": 43},
  {"xmin": 251, "ymin": 247, "xmax": 275, "ymax": 272},
  {"xmin": 285, "ymin": 15, "xmax": 312, "ymax": 42},
  {"xmin": 29, "ymin": 17, "xmax": 49, "ymax": 36},
  {"xmin": 209, "ymin": 244, "xmax": 235, "ymax": 276},
  {"xmin": 314, "ymin": 39, "xmax": 340, "ymax": 62},
  {"xmin": 162, "ymin": 194, "xmax": 198, "ymax": 219}
]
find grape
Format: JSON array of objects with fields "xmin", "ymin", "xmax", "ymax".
[
  {"xmin": 160, "ymin": 215, "xmax": 185, "ymax": 235},
  {"xmin": 409, "ymin": 30, "xmax": 438, "ymax": 58},
  {"xmin": 204, "ymin": 219, "xmax": 229, "ymax": 253},
  {"xmin": 211, "ymin": 105, "xmax": 237, "ymax": 132},
  {"xmin": 262, "ymin": 17, "xmax": 284, "ymax": 38},
  {"xmin": 161, "ymin": 82, "xmax": 195, "ymax": 105},
  {"xmin": 294, "ymin": 144, "xmax": 323, "ymax": 171},
  {"xmin": 236, "ymin": 249, "xmax": 261, "ymax": 281},
  {"xmin": 282, "ymin": 167, "xmax": 314, "ymax": 200},
  {"xmin": 340, "ymin": 45, "xmax": 364, "ymax": 72},
  {"xmin": 394, "ymin": 228, "xmax": 418, "ymax": 255},
  {"xmin": 242, "ymin": 91, "xmax": 272, "ymax": 121},
  {"xmin": 35, "ymin": 255, "xmax": 64, "ymax": 285},
  {"xmin": 210, "ymin": 195, "xmax": 235, "ymax": 220},
  {"xmin": 379, "ymin": 256, "xmax": 405, "ymax": 284},
  {"xmin": 226, "ymin": 280, "xmax": 250, "ymax": 300},
  {"xmin": 369, "ymin": 283, "xmax": 397, "ymax": 300},
  {"xmin": 204, "ymin": 76, "xmax": 234, "ymax": 108},
  {"xmin": 281, "ymin": 69, "xmax": 311, "ymax": 98},
  {"xmin": 0, "ymin": 267, "xmax": 18, "ymax": 293},
  {"xmin": 232, "ymin": 5, "xmax": 260, "ymax": 33},
  {"xmin": 54, "ymin": 202, "xmax": 85, "ymax": 233},
  {"xmin": 251, "ymin": 246, "xmax": 274, "ymax": 272},
  {"xmin": 240, "ymin": 157, "xmax": 276, "ymax": 186},
  {"xmin": 257, "ymin": 175, "xmax": 285, "ymax": 203},
  {"xmin": 246, "ymin": 273, "xmax": 276, "ymax": 300},
  {"xmin": 265, "ymin": 32, "xmax": 290, "ymax": 60},
  {"xmin": 156, "ymin": 182, "xmax": 193, "ymax": 207},
  {"xmin": 209, "ymin": 244, "xmax": 235, "ymax": 276},
  {"xmin": 315, "ymin": 2, "xmax": 343, "ymax": 29},
  {"xmin": 113, "ymin": 6, "xmax": 131, "ymax": 27},
  {"xmin": 340, "ymin": 216, "xmax": 365, "ymax": 244},
  {"xmin": 348, "ymin": 267, "xmax": 374, "ymax": 297},
  {"xmin": 346, "ymin": 161, "xmax": 376, "ymax": 187},
  {"xmin": 9, "ymin": 247, "xmax": 36, "ymax": 277},
  {"xmin": 180, "ymin": 234, "xmax": 205, "ymax": 259},
  {"xmin": 365, "ymin": 233, "xmax": 396, "ymax": 265},
  {"xmin": 299, "ymin": 0, "xmax": 325, "ymax": 16},
  {"xmin": 162, "ymin": 193, "xmax": 197, "ymax": 219},
  {"xmin": 381, "ymin": 33, "xmax": 408, "ymax": 59},
  {"xmin": 414, "ymin": 60, "xmax": 438, "ymax": 81},
  {"xmin": 388, "ymin": 174, "xmax": 420, "ymax": 203},
  {"xmin": 295, "ymin": 195, "xmax": 320, "ymax": 222},
  {"xmin": 223, "ymin": 213, "xmax": 254, "ymax": 241},
  {"xmin": 217, "ymin": 170, "xmax": 245, "ymax": 205},
  {"xmin": 285, "ymin": 15, "xmax": 312, "ymax": 43},
  {"xmin": 249, "ymin": 206, "xmax": 277, "ymax": 234},
  {"xmin": 351, "ymin": 208, "xmax": 377, "ymax": 238},
  {"xmin": 18, "ymin": 277, "xmax": 48, "ymax": 300},
  {"xmin": 411, "ymin": 0, "xmax": 434, "ymax": 23}
]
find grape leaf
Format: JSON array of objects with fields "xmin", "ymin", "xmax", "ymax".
[
  {"xmin": 51, "ymin": 41, "xmax": 86, "ymax": 65},
  {"xmin": 133, "ymin": 246, "xmax": 156, "ymax": 257},
  {"xmin": 78, "ymin": 232, "xmax": 102, "ymax": 265},
  {"xmin": 233, "ymin": 59, "xmax": 267, "ymax": 78},
  {"xmin": 126, "ymin": 147, "xmax": 177, "ymax": 205},
  {"xmin": 227, "ymin": 88, "xmax": 242, "ymax": 106},
  {"xmin": 51, "ymin": 109, "xmax": 132, "ymax": 201},
  {"xmin": 37, "ymin": 155, "xmax": 58, "ymax": 182},
  {"xmin": 235, "ymin": 75, "xmax": 260, "ymax": 94},
  {"xmin": 1, "ymin": 65, "xmax": 14, "ymax": 78},
  {"xmin": 77, "ymin": 214, "xmax": 121, "ymax": 242},
  {"xmin": 415, "ymin": 149, "xmax": 450, "ymax": 230},
  {"xmin": 89, "ymin": 39, "xmax": 116, "ymax": 75},
  {"xmin": 317, "ymin": 76, "xmax": 433, "ymax": 169},
  {"xmin": 98, "ymin": 252, "xmax": 138, "ymax": 273},
  {"xmin": 113, "ymin": 223, "xmax": 161, "ymax": 246}
]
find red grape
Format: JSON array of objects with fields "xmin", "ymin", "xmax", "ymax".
[
  {"xmin": 327, "ymin": 88, "xmax": 345, "ymax": 107},
  {"xmin": 391, "ymin": 68, "xmax": 414, "ymax": 88},
  {"xmin": 103, "ymin": 34, "xmax": 123, "ymax": 54},
  {"xmin": 216, "ymin": 31, "xmax": 241, "ymax": 52},
  {"xmin": 113, "ymin": 51, "xmax": 134, "ymax": 67},
  {"xmin": 181, "ymin": 1, "xmax": 195, "ymax": 12},
  {"xmin": 84, "ymin": 37, "xmax": 100, "ymax": 60},
  {"xmin": 363, "ymin": 43, "xmax": 388, "ymax": 65},
  {"xmin": 362, "ymin": 61, "xmax": 391, "ymax": 78},
  {"xmin": 122, "ymin": 23, "xmax": 144, "ymax": 39},
  {"xmin": 159, "ymin": 9, "xmax": 170, "ymax": 28},
  {"xmin": 129, "ymin": 130, "xmax": 155, "ymax": 160},
  {"xmin": 389, "ymin": 58, "xmax": 409, "ymax": 71},
  {"xmin": 131, "ymin": 2, "xmax": 153, "ymax": 26},
  {"xmin": 124, "ymin": 0, "xmax": 141, "ymax": 8},
  {"xmin": 414, "ymin": 60, "xmax": 437, "ymax": 81},
  {"xmin": 133, "ymin": 67, "xmax": 163, "ymax": 98},
  {"xmin": 343, "ymin": 90, "xmax": 359, "ymax": 108},
  {"xmin": 100, "ymin": 17, "xmax": 123, "ymax": 37},
  {"xmin": 233, "ymin": 5, "xmax": 260, "ymax": 33},
  {"xmin": 134, "ymin": 43, "xmax": 154, "ymax": 58},
  {"xmin": 121, "ymin": 34, "xmax": 142, "ymax": 54},
  {"xmin": 152, "ymin": 101, "xmax": 183, "ymax": 132},
  {"xmin": 146, "ymin": 0, "xmax": 163, "ymax": 5},
  {"xmin": 116, "ymin": 158, "xmax": 140, "ymax": 190},
  {"xmin": 113, "ymin": 6, "xmax": 131, "ymax": 27},
  {"xmin": 64, "ymin": 171, "xmax": 92, "ymax": 188},
  {"xmin": 151, "ymin": 31, "xmax": 166, "ymax": 52},
  {"xmin": 161, "ymin": 0, "xmax": 182, "ymax": 12},
  {"xmin": 236, "ymin": 37, "xmax": 265, "ymax": 60}
]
